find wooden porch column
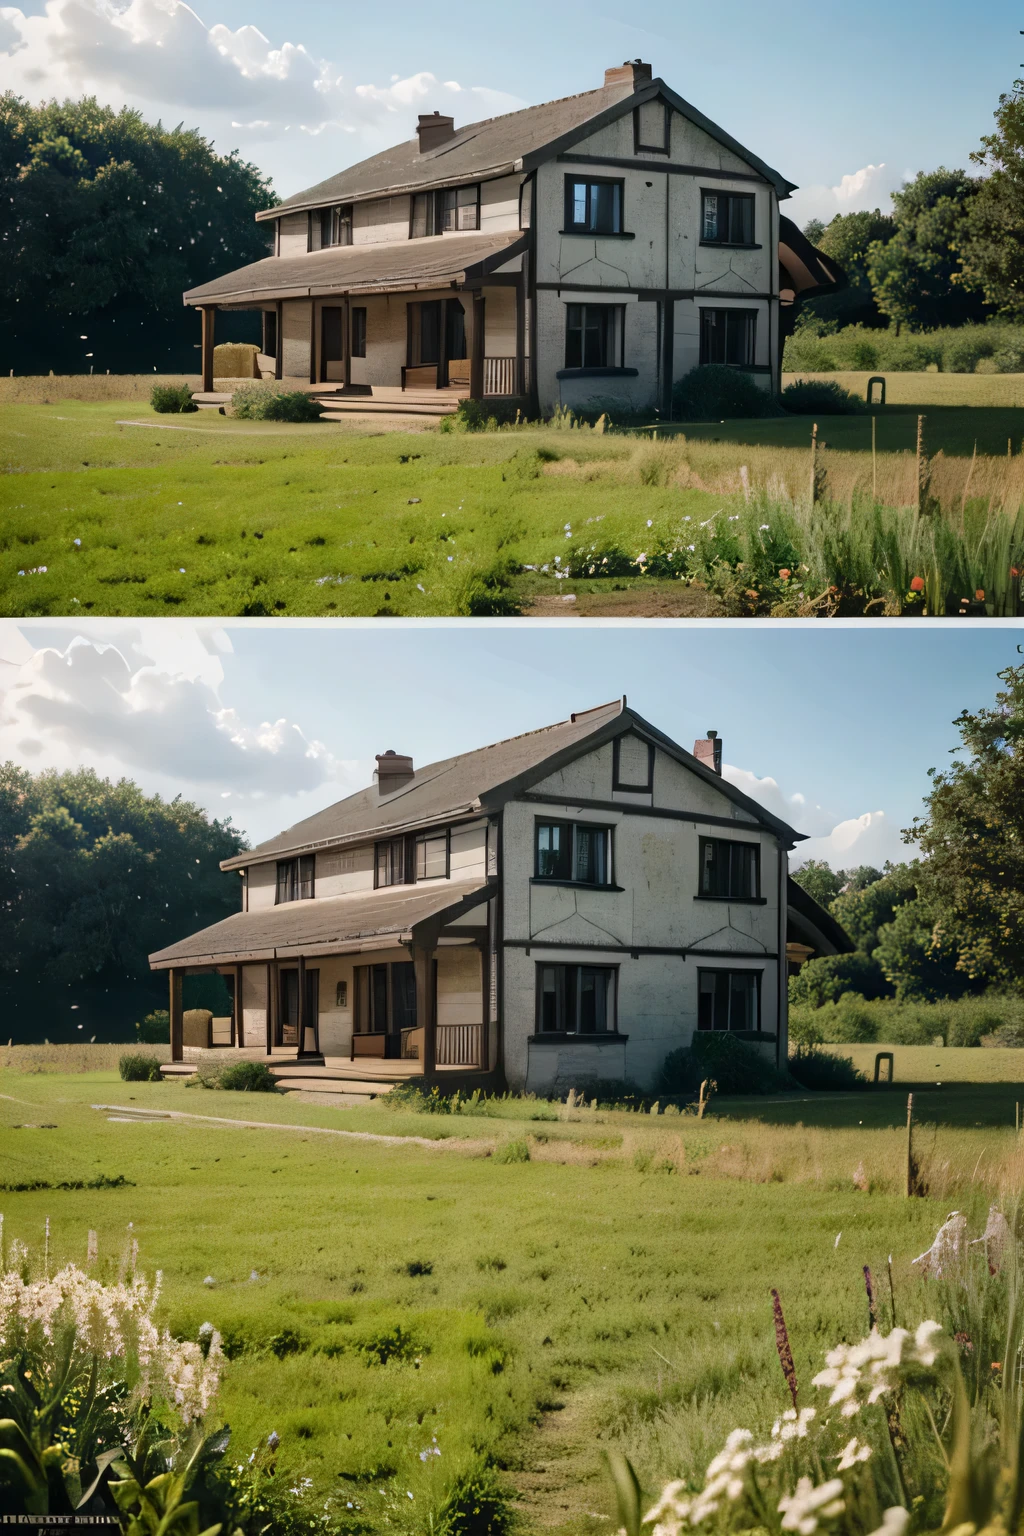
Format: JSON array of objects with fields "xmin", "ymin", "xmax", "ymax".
[
  {"xmin": 516, "ymin": 274, "xmax": 527, "ymax": 399},
  {"xmin": 235, "ymin": 964, "xmax": 244, "ymax": 1048},
  {"xmin": 265, "ymin": 961, "xmax": 274, "ymax": 1056},
  {"xmin": 411, "ymin": 920, "xmax": 441, "ymax": 1076},
  {"xmin": 169, "ymin": 969, "xmax": 184, "ymax": 1062},
  {"xmin": 275, "ymin": 301, "xmax": 283, "ymax": 381},
  {"xmin": 200, "ymin": 305, "xmax": 217, "ymax": 393},
  {"xmin": 660, "ymin": 298, "xmax": 675, "ymax": 421},
  {"xmin": 343, "ymin": 297, "xmax": 352, "ymax": 389},
  {"xmin": 297, "ymin": 951, "xmax": 307, "ymax": 1056},
  {"xmin": 470, "ymin": 292, "xmax": 485, "ymax": 402}
]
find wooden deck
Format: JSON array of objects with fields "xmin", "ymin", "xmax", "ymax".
[
  {"xmin": 190, "ymin": 382, "xmax": 463, "ymax": 420},
  {"xmin": 160, "ymin": 1052, "xmax": 491, "ymax": 1100}
]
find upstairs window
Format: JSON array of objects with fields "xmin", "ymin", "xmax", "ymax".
[
  {"xmin": 564, "ymin": 177, "xmax": 624, "ymax": 234},
  {"xmin": 698, "ymin": 969, "xmax": 760, "ymax": 1032},
  {"xmin": 442, "ymin": 184, "xmax": 480, "ymax": 231},
  {"xmin": 538, "ymin": 964, "xmax": 616, "ymax": 1034},
  {"xmin": 535, "ymin": 821, "xmax": 612, "ymax": 886},
  {"xmin": 702, "ymin": 191, "xmax": 755, "ymax": 246},
  {"xmin": 699, "ymin": 837, "xmax": 760, "ymax": 900},
  {"xmin": 276, "ymin": 854, "xmax": 315, "ymax": 904},
  {"xmin": 411, "ymin": 191, "xmax": 442, "ymax": 239},
  {"xmin": 375, "ymin": 837, "xmax": 408, "ymax": 889},
  {"xmin": 565, "ymin": 304, "xmax": 625, "ymax": 370},
  {"xmin": 700, "ymin": 308, "xmax": 757, "ymax": 368},
  {"xmin": 634, "ymin": 99, "xmax": 669, "ymax": 154},
  {"xmin": 320, "ymin": 204, "xmax": 353, "ymax": 248},
  {"xmin": 416, "ymin": 832, "xmax": 449, "ymax": 880}
]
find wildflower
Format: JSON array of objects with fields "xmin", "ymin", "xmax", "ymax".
[
  {"xmin": 416, "ymin": 583, "xmax": 425, "ymax": 593},
  {"xmin": 760, "ymin": 524, "xmax": 770, "ymax": 531},
  {"xmin": 778, "ymin": 1476, "xmax": 845, "ymax": 1534},
  {"xmin": 909, "ymin": 576, "xmax": 925, "ymax": 593},
  {"xmin": 836, "ymin": 1437, "xmax": 871, "ymax": 1470},
  {"xmin": 779, "ymin": 568, "xmax": 792, "ymax": 581},
  {"xmin": 913, "ymin": 1319, "xmax": 943, "ymax": 1366},
  {"xmin": 73, "ymin": 538, "xmax": 82, "ymax": 546},
  {"xmin": 647, "ymin": 519, "xmax": 653, "ymax": 528},
  {"xmin": 687, "ymin": 544, "xmax": 695, "ymax": 552},
  {"xmin": 447, "ymin": 556, "xmax": 453, "ymax": 562},
  {"xmin": 772, "ymin": 1408, "xmax": 816, "ymax": 1442},
  {"xmin": 866, "ymin": 1510, "xmax": 909, "ymax": 1536},
  {"xmin": 554, "ymin": 556, "xmax": 561, "ymax": 565},
  {"xmin": 636, "ymin": 553, "xmax": 648, "ymax": 566},
  {"xmin": 179, "ymin": 568, "xmax": 186, "ymax": 573},
  {"xmin": 564, "ymin": 524, "xmax": 571, "ymax": 531}
]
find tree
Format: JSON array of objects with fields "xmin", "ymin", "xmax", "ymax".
[
  {"xmin": 830, "ymin": 863, "xmax": 917, "ymax": 953},
  {"xmin": 958, "ymin": 80, "xmax": 1024, "ymax": 317},
  {"xmin": 0, "ymin": 95, "xmax": 277, "ymax": 374},
  {"xmin": 801, "ymin": 209, "xmax": 897, "ymax": 329},
  {"xmin": 802, "ymin": 218, "xmax": 827, "ymax": 245},
  {"xmin": 0, "ymin": 765, "xmax": 248, "ymax": 1038},
  {"xmin": 790, "ymin": 858, "xmax": 844, "ymax": 908},
  {"xmin": 904, "ymin": 665, "xmax": 1024, "ymax": 992},
  {"xmin": 873, "ymin": 896, "xmax": 973, "ymax": 1002},
  {"xmin": 866, "ymin": 168, "xmax": 987, "ymax": 331}
]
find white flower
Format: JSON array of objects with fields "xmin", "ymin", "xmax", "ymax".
[
  {"xmin": 867, "ymin": 1508, "xmax": 909, "ymax": 1536},
  {"xmin": 778, "ymin": 1476, "xmax": 845, "ymax": 1535},
  {"xmin": 760, "ymin": 524, "xmax": 770, "ymax": 531},
  {"xmin": 836, "ymin": 1437, "xmax": 872, "ymax": 1470},
  {"xmin": 772, "ymin": 1407, "xmax": 816, "ymax": 1442},
  {"xmin": 913, "ymin": 1320, "xmax": 943, "ymax": 1366}
]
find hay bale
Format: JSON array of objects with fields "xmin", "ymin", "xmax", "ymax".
[
  {"xmin": 182, "ymin": 1008, "xmax": 213, "ymax": 1048},
  {"xmin": 212, "ymin": 343, "xmax": 260, "ymax": 380}
]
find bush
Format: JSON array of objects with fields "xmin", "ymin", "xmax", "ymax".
[
  {"xmin": 781, "ymin": 379, "xmax": 865, "ymax": 415},
  {"xmin": 992, "ymin": 1021, "xmax": 1024, "ymax": 1047},
  {"xmin": 231, "ymin": 385, "xmax": 324, "ymax": 422},
  {"xmin": 788, "ymin": 1044, "xmax": 866, "ymax": 1091},
  {"xmin": 216, "ymin": 1060, "xmax": 278, "ymax": 1092},
  {"xmin": 672, "ymin": 365, "xmax": 782, "ymax": 422},
  {"xmin": 151, "ymin": 383, "xmax": 197, "ymax": 413},
  {"xmin": 788, "ymin": 953, "xmax": 891, "ymax": 1008},
  {"xmin": 118, "ymin": 1051, "xmax": 163, "ymax": 1082},
  {"xmin": 660, "ymin": 1033, "xmax": 782, "ymax": 1097},
  {"xmin": 430, "ymin": 1464, "xmax": 516, "ymax": 1536},
  {"xmin": 491, "ymin": 1138, "xmax": 530, "ymax": 1164},
  {"xmin": 943, "ymin": 331, "xmax": 997, "ymax": 373},
  {"xmin": 135, "ymin": 1009, "xmax": 169, "ymax": 1044}
]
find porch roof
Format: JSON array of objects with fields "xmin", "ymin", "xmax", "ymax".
[
  {"xmin": 183, "ymin": 231, "xmax": 525, "ymax": 307},
  {"xmin": 149, "ymin": 878, "xmax": 492, "ymax": 970}
]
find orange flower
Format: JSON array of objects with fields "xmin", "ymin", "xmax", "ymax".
[
  {"xmin": 1012, "ymin": 568, "xmax": 1021, "ymax": 579},
  {"xmin": 910, "ymin": 576, "xmax": 925, "ymax": 593},
  {"xmin": 976, "ymin": 589, "xmax": 985, "ymax": 601},
  {"xmin": 779, "ymin": 568, "xmax": 792, "ymax": 581}
]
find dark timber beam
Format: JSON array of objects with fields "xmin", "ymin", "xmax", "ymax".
[
  {"xmin": 411, "ymin": 919, "xmax": 442, "ymax": 1076},
  {"xmin": 169, "ymin": 969, "xmax": 184, "ymax": 1062},
  {"xmin": 200, "ymin": 305, "xmax": 217, "ymax": 393},
  {"xmin": 470, "ymin": 292, "xmax": 485, "ymax": 402}
]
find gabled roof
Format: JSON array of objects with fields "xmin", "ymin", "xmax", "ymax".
[
  {"xmin": 184, "ymin": 231, "xmax": 524, "ymax": 307},
  {"xmin": 258, "ymin": 76, "xmax": 796, "ymax": 223},
  {"xmin": 222, "ymin": 700, "xmax": 806, "ymax": 875}
]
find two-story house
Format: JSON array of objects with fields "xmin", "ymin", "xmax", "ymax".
[
  {"xmin": 150, "ymin": 701, "xmax": 850, "ymax": 1097},
  {"xmin": 184, "ymin": 61, "xmax": 843, "ymax": 418}
]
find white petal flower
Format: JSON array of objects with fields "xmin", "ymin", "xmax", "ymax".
[
  {"xmin": 913, "ymin": 1320, "xmax": 943, "ymax": 1367},
  {"xmin": 778, "ymin": 1477, "xmax": 846, "ymax": 1535},
  {"xmin": 867, "ymin": 1509, "xmax": 910, "ymax": 1536},
  {"xmin": 837, "ymin": 1437, "xmax": 872, "ymax": 1470}
]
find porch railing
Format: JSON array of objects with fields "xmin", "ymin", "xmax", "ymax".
[
  {"xmin": 484, "ymin": 357, "xmax": 519, "ymax": 397},
  {"xmin": 436, "ymin": 1023, "xmax": 484, "ymax": 1068}
]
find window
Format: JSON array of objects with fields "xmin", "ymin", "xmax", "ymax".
[
  {"xmin": 701, "ymin": 191, "xmax": 755, "ymax": 246},
  {"xmin": 411, "ymin": 191, "xmax": 442, "ymax": 239},
  {"xmin": 442, "ymin": 184, "xmax": 480, "ymax": 232},
  {"xmin": 262, "ymin": 310, "xmax": 277, "ymax": 360},
  {"xmin": 355, "ymin": 961, "xmax": 417, "ymax": 1039},
  {"xmin": 564, "ymin": 305, "xmax": 625, "ymax": 370},
  {"xmin": 564, "ymin": 177, "xmax": 624, "ymax": 234},
  {"xmin": 320, "ymin": 204, "xmax": 353, "ymax": 248},
  {"xmin": 351, "ymin": 306, "xmax": 367, "ymax": 358},
  {"xmin": 698, "ymin": 970, "xmax": 761, "ymax": 1032},
  {"xmin": 613, "ymin": 733, "xmax": 654, "ymax": 792},
  {"xmin": 408, "ymin": 301, "xmax": 442, "ymax": 366},
  {"xmin": 699, "ymin": 838, "xmax": 761, "ymax": 900},
  {"xmin": 375, "ymin": 837, "xmax": 408, "ymax": 889},
  {"xmin": 538, "ymin": 964, "xmax": 615, "ymax": 1034},
  {"xmin": 634, "ymin": 99, "xmax": 669, "ymax": 153},
  {"xmin": 535, "ymin": 822, "xmax": 612, "ymax": 885},
  {"xmin": 416, "ymin": 832, "xmax": 449, "ymax": 880},
  {"xmin": 700, "ymin": 308, "xmax": 757, "ymax": 368},
  {"xmin": 275, "ymin": 855, "xmax": 314, "ymax": 904}
]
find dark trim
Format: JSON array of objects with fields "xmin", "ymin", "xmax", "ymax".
[
  {"xmin": 557, "ymin": 152, "xmax": 770, "ymax": 185},
  {"xmin": 462, "ymin": 234, "xmax": 529, "ymax": 282},
  {"xmin": 516, "ymin": 268, "xmax": 527, "ymax": 397},
  {"xmin": 612, "ymin": 735, "xmax": 655, "ymax": 793},
  {"xmin": 519, "ymin": 791, "xmax": 773, "ymax": 837},
  {"xmin": 309, "ymin": 299, "xmax": 316, "ymax": 385},
  {"xmin": 699, "ymin": 241, "xmax": 763, "ymax": 251},
  {"xmin": 562, "ymin": 172, "xmax": 626, "ymax": 238},
  {"xmin": 531, "ymin": 879, "xmax": 626, "ymax": 892},
  {"xmin": 558, "ymin": 229, "xmax": 636, "ymax": 240},
  {"xmin": 534, "ymin": 958, "xmax": 620, "ymax": 1036},
  {"xmin": 525, "ymin": 176, "xmax": 540, "ymax": 419},
  {"xmin": 695, "ymin": 896, "xmax": 768, "ymax": 906},
  {"xmin": 306, "ymin": 210, "xmax": 312, "ymax": 254},
  {"xmin": 556, "ymin": 366, "xmax": 639, "ymax": 380},
  {"xmin": 464, "ymin": 273, "xmax": 520, "ymax": 288},
  {"xmin": 528, "ymin": 1032, "xmax": 629, "ymax": 1045},
  {"xmin": 506, "ymin": 939, "xmax": 778, "ymax": 960},
  {"xmin": 696, "ymin": 965, "xmax": 764, "ymax": 1035},
  {"xmin": 660, "ymin": 296, "xmax": 675, "ymax": 420},
  {"xmin": 538, "ymin": 283, "xmax": 775, "ymax": 300},
  {"xmin": 274, "ymin": 299, "xmax": 283, "ymax": 380}
]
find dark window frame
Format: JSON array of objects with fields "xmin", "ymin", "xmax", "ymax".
[
  {"xmin": 374, "ymin": 835, "xmax": 410, "ymax": 890},
  {"xmin": 442, "ymin": 183, "xmax": 481, "ymax": 232},
  {"xmin": 351, "ymin": 306, "xmax": 367, "ymax": 358},
  {"xmin": 697, "ymin": 968, "xmax": 763, "ymax": 1033},
  {"xmin": 320, "ymin": 203, "xmax": 354, "ymax": 249},
  {"xmin": 275, "ymin": 854, "xmax": 315, "ymax": 905},
  {"xmin": 410, "ymin": 190, "xmax": 442, "ymax": 239},
  {"xmin": 633, "ymin": 100, "xmax": 670, "ymax": 155},
  {"xmin": 613, "ymin": 734, "xmax": 654, "ymax": 792},
  {"xmin": 564, "ymin": 303, "xmax": 626, "ymax": 371},
  {"xmin": 700, "ymin": 189, "xmax": 757, "ymax": 248},
  {"xmin": 563, "ymin": 175, "xmax": 626, "ymax": 235},
  {"xmin": 262, "ymin": 309, "xmax": 277, "ymax": 360},
  {"xmin": 697, "ymin": 836, "xmax": 763, "ymax": 902},
  {"xmin": 534, "ymin": 962, "xmax": 619, "ymax": 1036},
  {"xmin": 415, "ymin": 828, "xmax": 451, "ymax": 882},
  {"xmin": 534, "ymin": 819, "xmax": 615, "ymax": 887},
  {"xmin": 699, "ymin": 307, "xmax": 758, "ymax": 369}
]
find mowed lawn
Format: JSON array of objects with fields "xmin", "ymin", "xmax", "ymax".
[
  {"xmin": 1, "ymin": 1063, "xmax": 1020, "ymax": 1534},
  {"xmin": 3, "ymin": 392, "xmax": 1024, "ymax": 618}
]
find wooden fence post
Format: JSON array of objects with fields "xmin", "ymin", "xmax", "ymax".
[
  {"xmin": 809, "ymin": 422, "xmax": 819, "ymax": 504},
  {"xmin": 916, "ymin": 415, "xmax": 928, "ymax": 515},
  {"xmin": 905, "ymin": 1092, "xmax": 915, "ymax": 1197}
]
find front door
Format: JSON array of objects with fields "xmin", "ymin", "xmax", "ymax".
[
  {"xmin": 389, "ymin": 961, "xmax": 417, "ymax": 1059},
  {"xmin": 321, "ymin": 306, "xmax": 344, "ymax": 383},
  {"xmin": 278, "ymin": 968, "xmax": 320, "ymax": 1052}
]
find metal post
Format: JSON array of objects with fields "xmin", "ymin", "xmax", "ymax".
[
  {"xmin": 297, "ymin": 952, "xmax": 307, "ymax": 1057},
  {"xmin": 265, "ymin": 962, "xmax": 273, "ymax": 1056}
]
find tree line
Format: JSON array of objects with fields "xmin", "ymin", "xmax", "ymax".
[{"xmin": 791, "ymin": 664, "xmax": 1024, "ymax": 1008}]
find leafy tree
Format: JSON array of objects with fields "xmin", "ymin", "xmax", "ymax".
[
  {"xmin": 830, "ymin": 863, "xmax": 917, "ymax": 953},
  {"xmin": 802, "ymin": 218, "xmax": 827, "ymax": 245},
  {"xmin": 0, "ymin": 765, "xmax": 247, "ymax": 1038},
  {"xmin": 790, "ymin": 858, "xmax": 844, "ymax": 908},
  {"xmin": 801, "ymin": 209, "xmax": 897, "ymax": 329},
  {"xmin": 787, "ymin": 952, "xmax": 890, "ymax": 1008},
  {"xmin": 866, "ymin": 169, "xmax": 987, "ymax": 331},
  {"xmin": 958, "ymin": 80, "xmax": 1024, "ymax": 317},
  {"xmin": 903, "ymin": 665, "xmax": 1024, "ymax": 992},
  {"xmin": 0, "ymin": 95, "xmax": 277, "ymax": 374},
  {"xmin": 873, "ymin": 897, "xmax": 973, "ymax": 1002}
]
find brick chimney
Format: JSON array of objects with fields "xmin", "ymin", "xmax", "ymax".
[
  {"xmin": 416, "ymin": 112, "xmax": 456, "ymax": 153},
  {"xmin": 604, "ymin": 59, "xmax": 654, "ymax": 89},
  {"xmin": 376, "ymin": 750, "xmax": 415, "ymax": 795},
  {"xmin": 693, "ymin": 730, "xmax": 722, "ymax": 776}
]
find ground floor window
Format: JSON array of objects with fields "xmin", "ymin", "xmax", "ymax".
[
  {"xmin": 697, "ymin": 969, "xmax": 761, "ymax": 1032},
  {"xmin": 564, "ymin": 304, "xmax": 625, "ymax": 370},
  {"xmin": 537, "ymin": 964, "xmax": 616, "ymax": 1034},
  {"xmin": 699, "ymin": 308, "xmax": 757, "ymax": 368},
  {"xmin": 354, "ymin": 961, "xmax": 420, "ymax": 1058}
]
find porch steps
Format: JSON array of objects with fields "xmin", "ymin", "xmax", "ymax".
[{"xmin": 315, "ymin": 390, "xmax": 459, "ymax": 420}]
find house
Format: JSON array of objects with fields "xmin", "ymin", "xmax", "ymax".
[
  {"xmin": 150, "ymin": 700, "xmax": 851, "ymax": 1098},
  {"xmin": 183, "ymin": 61, "xmax": 843, "ymax": 417}
]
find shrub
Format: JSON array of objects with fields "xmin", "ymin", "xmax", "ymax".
[
  {"xmin": 788, "ymin": 953, "xmax": 890, "ymax": 1008},
  {"xmin": 993, "ymin": 343, "xmax": 1024, "ymax": 374},
  {"xmin": 151, "ymin": 383, "xmax": 197, "ymax": 413},
  {"xmin": 430, "ymin": 1464, "xmax": 516, "ymax": 1536},
  {"xmin": 492, "ymin": 1138, "xmax": 530, "ymax": 1164},
  {"xmin": 943, "ymin": 331, "xmax": 997, "ymax": 373},
  {"xmin": 672, "ymin": 364, "xmax": 782, "ymax": 421},
  {"xmin": 780, "ymin": 379, "xmax": 865, "ymax": 415},
  {"xmin": 231, "ymin": 385, "xmax": 324, "ymax": 422},
  {"xmin": 799, "ymin": 992, "xmax": 879, "ymax": 1044},
  {"xmin": 992, "ymin": 1021, "xmax": 1024, "ymax": 1046},
  {"xmin": 660, "ymin": 1033, "xmax": 782, "ymax": 1097},
  {"xmin": 787, "ymin": 1044, "xmax": 866, "ymax": 1091},
  {"xmin": 216, "ymin": 1060, "xmax": 278, "ymax": 1092},
  {"xmin": 118, "ymin": 1051, "xmax": 163, "ymax": 1082},
  {"xmin": 135, "ymin": 1009, "xmax": 169, "ymax": 1044}
]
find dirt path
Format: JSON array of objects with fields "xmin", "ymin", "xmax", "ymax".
[
  {"xmin": 523, "ymin": 586, "xmax": 726, "ymax": 619},
  {"xmin": 513, "ymin": 1388, "xmax": 614, "ymax": 1534}
]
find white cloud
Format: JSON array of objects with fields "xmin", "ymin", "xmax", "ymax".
[
  {"xmin": 0, "ymin": 0, "xmax": 524, "ymax": 193},
  {"xmin": 724, "ymin": 761, "xmax": 910, "ymax": 871},
  {"xmin": 786, "ymin": 161, "xmax": 903, "ymax": 230},
  {"xmin": 0, "ymin": 629, "xmax": 369, "ymax": 840}
]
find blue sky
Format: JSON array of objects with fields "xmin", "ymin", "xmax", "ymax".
[
  {"xmin": 1, "ymin": 620, "xmax": 1020, "ymax": 871},
  {"xmin": 1, "ymin": 0, "xmax": 1018, "ymax": 223}
]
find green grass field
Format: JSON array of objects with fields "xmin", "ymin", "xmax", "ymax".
[{"xmin": 2, "ymin": 1057, "xmax": 1022, "ymax": 1533}]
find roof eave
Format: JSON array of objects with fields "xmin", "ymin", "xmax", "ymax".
[
  {"xmin": 254, "ymin": 160, "xmax": 521, "ymax": 223},
  {"xmin": 219, "ymin": 802, "xmax": 484, "ymax": 873}
]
